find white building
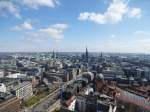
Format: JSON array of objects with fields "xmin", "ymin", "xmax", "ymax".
[
  {"xmin": 0, "ymin": 70, "xmax": 4, "ymax": 78},
  {"xmin": 0, "ymin": 83, "xmax": 7, "ymax": 93},
  {"xmin": 6, "ymin": 73, "xmax": 26, "ymax": 78},
  {"xmin": 11, "ymin": 82, "xmax": 33, "ymax": 100}
]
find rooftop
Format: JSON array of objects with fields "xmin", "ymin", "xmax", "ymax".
[{"xmin": 13, "ymin": 81, "xmax": 32, "ymax": 91}]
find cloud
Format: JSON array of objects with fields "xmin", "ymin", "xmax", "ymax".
[
  {"xmin": 20, "ymin": 0, "xmax": 59, "ymax": 9},
  {"xmin": 25, "ymin": 23, "xmax": 68, "ymax": 42},
  {"xmin": 78, "ymin": 0, "xmax": 141, "ymax": 24},
  {"xmin": 95, "ymin": 30, "xmax": 150, "ymax": 53},
  {"xmin": 0, "ymin": 0, "xmax": 59, "ymax": 18},
  {"xmin": 93, "ymin": 37, "xmax": 150, "ymax": 53},
  {"xmin": 11, "ymin": 22, "xmax": 33, "ymax": 31},
  {"xmin": 128, "ymin": 8, "xmax": 141, "ymax": 18},
  {"xmin": 110, "ymin": 34, "xmax": 116, "ymax": 38},
  {"xmin": 134, "ymin": 30, "xmax": 150, "ymax": 37},
  {"xmin": 0, "ymin": 0, "xmax": 21, "ymax": 18}
]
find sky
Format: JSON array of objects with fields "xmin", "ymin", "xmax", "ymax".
[{"xmin": 0, "ymin": 0, "xmax": 150, "ymax": 53}]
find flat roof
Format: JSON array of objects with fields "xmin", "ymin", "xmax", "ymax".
[{"xmin": 13, "ymin": 81, "xmax": 31, "ymax": 91}]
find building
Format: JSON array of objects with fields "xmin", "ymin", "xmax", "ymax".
[
  {"xmin": 52, "ymin": 50, "xmax": 55, "ymax": 59},
  {"xmin": 0, "ymin": 70, "xmax": 4, "ymax": 78},
  {"xmin": 0, "ymin": 83, "xmax": 7, "ymax": 93},
  {"xmin": 75, "ymin": 95, "xmax": 86, "ymax": 112},
  {"xmin": 102, "ymin": 67, "xmax": 124, "ymax": 80},
  {"xmin": 142, "ymin": 67, "xmax": 150, "ymax": 81},
  {"xmin": 116, "ymin": 90, "xmax": 150, "ymax": 112},
  {"xmin": 11, "ymin": 81, "xmax": 33, "ymax": 100},
  {"xmin": 85, "ymin": 47, "xmax": 88, "ymax": 63},
  {"xmin": 82, "ymin": 47, "xmax": 89, "ymax": 63},
  {"xmin": 0, "ymin": 92, "xmax": 20, "ymax": 112},
  {"xmin": 68, "ymin": 68, "xmax": 79, "ymax": 81},
  {"xmin": 32, "ymin": 76, "xmax": 40, "ymax": 87},
  {"xmin": 6, "ymin": 73, "xmax": 26, "ymax": 78},
  {"xmin": 85, "ymin": 96, "xmax": 97, "ymax": 112},
  {"xmin": 74, "ymin": 95, "xmax": 98, "ymax": 112}
]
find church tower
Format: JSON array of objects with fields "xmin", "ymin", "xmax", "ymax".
[
  {"xmin": 52, "ymin": 50, "xmax": 55, "ymax": 59},
  {"xmin": 85, "ymin": 47, "xmax": 88, "ymax": 63}
]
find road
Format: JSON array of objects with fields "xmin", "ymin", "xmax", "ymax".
[
  {"xmin": 25, "ymin": 80, "xmax": 75, "ymax": 112},
  {"xmin": 47, "ymin": 100, "xmax": 60, "ymax": 112},
  {"xmin": 32, "ymin": 89, "xmax": 59, "ymax": 112}
]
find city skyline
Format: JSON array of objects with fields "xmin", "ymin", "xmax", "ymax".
[{"xmin": 0, "ymin": 0, "xmax": 150, "ymax": 53}]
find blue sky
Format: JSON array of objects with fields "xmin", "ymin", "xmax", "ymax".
[{"xmin": 0, "ymin": 0, "xmax": 150, "ymax": 53}]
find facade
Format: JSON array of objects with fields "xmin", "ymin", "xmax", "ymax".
[
  {"xmin": 11, "ymin": 81, "xmax": 33, "ymax": 100},
  {"xmin": 85, "ymin": 96, "xmax": 97, "ymax": 112},
  {"xmin": 75, "ymin": 96, "xmax": 86, "ymax": 112},
  {"xmin": 68, "ymin": 68, "xmax": 78, "ymax": 81},
  {"xmin": 0, "ymin": 83, "xmax": 7, "ymax": 93},
  {"xmin": 6, "ymin": 73, "xmax": 26, "ymax": 78},
  {"xmin": 74, "ymin": 95, "xmax": 97, "ymax": 112},
  {"xmin": 0, "ymin": 70, "xmax": 4, "ymax": 78},
  {"xmin": 142, "ymin": 68, "xmax": 150, "ymax": 81}
]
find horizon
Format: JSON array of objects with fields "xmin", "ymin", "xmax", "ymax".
[{"xmin": 0, "ymin": 51, "xmax": 150, "ymax": 55}]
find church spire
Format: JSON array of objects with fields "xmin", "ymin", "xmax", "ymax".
[
  {"xmin": 100, "ymin": 52, "xmax": 103, "ymax": 58},
  {"xmin": 85, "ymin": 46, "xmax": 88, "ymax": 63},
  {"xmin": 52, "ymin": 49, "xmax": 55, "ymax": 59}
]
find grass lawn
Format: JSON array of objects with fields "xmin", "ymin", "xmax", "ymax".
[
  {"xmin": 24, "ymin": 96, "xmax": 40, "ymax": 107},
  {"xmin": 36, "ymin": 91, "xmax": 49, "ymax": 98},
  {"xmin": 23, "ymin": 84, "xmax": 59, "ymax": 107},
  {"xmin": 23, "ymin": 91, "xmax": 50, "ymax": 107}
]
